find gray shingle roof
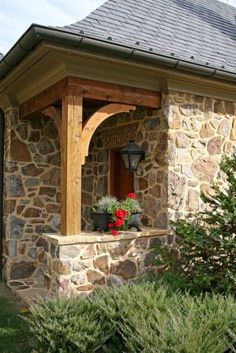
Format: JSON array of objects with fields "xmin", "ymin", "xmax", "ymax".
[
  {"xmin": 58, "ymin": 0, "xmax": 236, "ymax": 74},
  {"xmin": 0, "ymin": 53, "xmax": 3, "ymax": 61}
]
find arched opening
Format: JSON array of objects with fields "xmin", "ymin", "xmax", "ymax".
[
  {"xmin": 81, "ymin": 106, "xmax": 141, "ymax": 230},
  {"xmin": 81, "ymin": 103, "xmax": 135, "ymax": 165},
  {"xmin": 0, "ymin": 109, "xmax": 4, "ymax": 279}
]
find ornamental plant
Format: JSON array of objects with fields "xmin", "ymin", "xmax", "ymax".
[
  {"xmin": 156, "ymin": 155, "xmax": 236, "ymax": 294},
  {"xmin": 28, "ymin": 283, "xmax": 236, "ymax": 353},
  {"xmin": 108, "ymin": 193, "xmax": 141, "ymax": 235},
  {"xmin": 91, "ymin": 196, "xmax": 119, "ymax": 213},
  {"xmin": 108, "ymin": 208, "xmax": 129, "ymax": 235},
  {"xmin": 92, "ymin": 193, "xmax": 142, "ymax": 235},
  {"xmin": 121, "ymin": 193, "xmax": 142, "ymax": 213}
]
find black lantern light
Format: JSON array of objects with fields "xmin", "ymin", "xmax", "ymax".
[{"xmin": 120, "ymin": 140, "xmax": 145, "ymax": 172}]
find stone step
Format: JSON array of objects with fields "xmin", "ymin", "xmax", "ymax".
[{"xmin": 13, "ymin": 287, "xmax": 47, "ymax": 306}]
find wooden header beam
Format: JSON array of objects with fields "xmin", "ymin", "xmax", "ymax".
[
  {"xmin": 67, "ymin": 77, "xmax": 162, "ymax": 109},
  {"xmin": 20, "ymin": 76, "xmax": 162, "ymax": 119},
  {"xmin": 20, "ymin": 78, "xmax": 68, "ymax": 119}
]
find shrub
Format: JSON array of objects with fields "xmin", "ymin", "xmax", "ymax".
[
  {"xmin": 119, "ymin": 289, "xmax": 236, "ymax": 353},
  {"xmin": 29, "ymin": 283, "xmax": 236, "ymax": 353},
  {"xmin": 156, "ymin": 155, "xmax": 236, "ymax": 294},
  {"xmin": 28, "ymin": 294, "xmax": 112, "ymax": 353}
]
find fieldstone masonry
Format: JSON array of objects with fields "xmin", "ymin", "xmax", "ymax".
[
  {"xmin": 3, "ymin": 107, "xmax": 61, "ymax": 290},
  {"xmin": 43, "ymin": 230, "xmax": 168, "ymax": 295},
  {"xmin": 3, "ymin": 90, "xmax": 236, "ymax": 296},
  {"xmin": 165, "ymin": 92, "xmax": 236, "ymax": 222}
]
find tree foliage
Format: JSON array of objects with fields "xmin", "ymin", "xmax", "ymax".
[{"xmin": 157, "ymin": 155, "xmax": 236, "ymax": 294}]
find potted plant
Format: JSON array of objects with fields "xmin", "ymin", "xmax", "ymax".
[
  {"xmin": 108, "ymin": 193, "xmax": 142, "ymax": 235},
  {"xmin": 121, "ymin": 193, "xmax": 142, "ymax": 231},
  {"xmin": 91, "ymin": 196, "xmax": 119, "ymax": 232},
  {"xmin": 91, "ymin": 193, "xmax": 142, "ymax": 234}
]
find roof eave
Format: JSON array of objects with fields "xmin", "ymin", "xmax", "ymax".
[{"xmin": 1, "ymin": 24, "xmax": 236, "ymax": 84}]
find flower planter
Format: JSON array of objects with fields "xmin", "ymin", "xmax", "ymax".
[
  {"xmin": 128, "ymin": 212, "xmax": 142, "ymax": 231},
  {"xmin": 91, "ymin": 212, "xmax": 112, "ymax": 232},
  {"xmin": 91, "ymin": 194, "xmax": 142, "ymax": 234}
]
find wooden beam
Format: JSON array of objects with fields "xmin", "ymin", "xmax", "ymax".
[
  {"xmin": 41, "ymin": 106, "xmax": 61, "ymax": 140},
  {"xmin": 20, "ymin": 77, "xmax": 161, "ymax": 119},
  {"xmin": 81, "ymin": 103, "xmax": 135, "ymax": 165},
  {"xmin": 68, "ymin": 77, "xmax": 162, "ymax": 109},
  {"xmin": 61, "ymin": 94, "xmax": 83, "ymax": 235},
  {"xmin": 20, "ymin": 78, "xmax": 68, "ymax": 119}
]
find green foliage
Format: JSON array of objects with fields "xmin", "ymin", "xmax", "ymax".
[
  {"xmin": 119, "ymin": 288, "xmax": 236, "ymax": 353},
  {"xmin": 121, "ymin": 197, "xmax": 141, "ymax": 213},
  {"xmin": 92, "ymin": 195, "xmax": 141, "ymax": 215},
  {"xmin": 157, "ymin": 155, "xmax": 236, "ymax": 294},
  {"xmin": 92, "ymin": 196, "xmax": 119, "ymax": 213},
  {"xmin": 92, "ymin": 194, "xmax": 142, "ymax": 232},
  {"xmin": 0, "ymin": 294, "xmax": 31, "ymax": 353},
  {"xmin": 29, "ymin": 283, "xmax": 236, "ymax": 353},
  {"xmin": 28, "ymin": 294, "xmax": 112, "ymax": 353}
]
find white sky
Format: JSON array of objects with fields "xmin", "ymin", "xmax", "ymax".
[
  {"xmin": 0, "ymin": 0, "xmax": 105, "ymax": 55},
  {"xmin": 0, "ymin": 0, "xmax": 236, "ymax": 55}
]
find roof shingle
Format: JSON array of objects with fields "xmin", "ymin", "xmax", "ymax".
[{"xmin": 58, "ymin": 0, "xmax": 236, "ymax": 73}]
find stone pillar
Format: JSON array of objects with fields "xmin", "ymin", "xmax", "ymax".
[
  {"xmin": 166, "ymin": 92, "xmax": 235, "ymax": 223},
  {"xmin": 2, "ymin": 107, "xmax": 61, "ymax": 290}
]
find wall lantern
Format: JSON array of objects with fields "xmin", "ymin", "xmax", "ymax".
[{"xmin": 120, "ymin": 140, "xmax": 145, "ymax": 172}]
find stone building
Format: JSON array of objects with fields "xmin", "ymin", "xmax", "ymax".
[{"xmin": 0, "ymin": 0, "xmax": 236, "ymax": 298}]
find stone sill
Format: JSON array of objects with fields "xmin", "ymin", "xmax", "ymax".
[{"xmin": 43, "ymin": 228, "xmax": 168, "ymax": 246}]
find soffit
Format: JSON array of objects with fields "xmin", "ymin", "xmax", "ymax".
[{"xmin": 1, "ymin": 42, "xmax": 236, "ymax": 107}]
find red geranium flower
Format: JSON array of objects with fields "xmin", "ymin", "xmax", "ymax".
[
  {"xmin": 128, "ymin": 193, "xmax": 136, "ymax": 199},
  {"xmin": 115, "ymin": 209, "xmax": 126, "ymax": 219},
  {"xmin": 108, "ymin": 223, "xmax": 115, "ymax": 229},
  {"xmin": 111, "ymin": 230, "xmax": 119, "ymax": 236},
  {"xmin": 115, "ymin": 219, "xmax": 124, "ymax": 228}
]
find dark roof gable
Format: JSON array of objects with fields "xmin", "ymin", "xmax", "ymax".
[{"xmin": 60, "ymin": 0, "xmax": 236, "ymax": 73}]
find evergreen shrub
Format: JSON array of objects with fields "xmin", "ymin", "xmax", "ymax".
[
  {"xmin": 29, "ymin": 283, "xmax": 236, "ymax": 353},
  {"xmin": 156, "ymin": 155, "xmax": 236, "ymax": 294}
]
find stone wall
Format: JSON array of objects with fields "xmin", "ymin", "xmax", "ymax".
[
  {"xmin": 43, "ymin": 230, "xmax": 168, "ymax": 295},
  {"xmin": 82, "ymin": 93, "xmax": 236, "ymax": 230},
  {"xmin": 3, "ymin": 107, "xmax": 61, "ymax": 290},
  {"xmin": 4, "ymin": 91, "xmax": 236, "ymax": 296},
  {"xmin": 82, "ymin": 108, "xmax": 168, "ymax": 230},
  {"xmin": 166, "ymin": 92, "xmax": 236, "ymax": 222}
]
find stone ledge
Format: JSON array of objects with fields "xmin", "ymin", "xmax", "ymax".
[
  {"xmin": 13, "ymin": 287, "xmax": 47, "ymax": 306},
  {"xmin": 43, "ymin": 228, "xmax": 168, "ymax": 245}
]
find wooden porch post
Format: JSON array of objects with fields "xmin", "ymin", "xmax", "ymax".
[{"xmin": 61, "ymin": 94, "xmax": 82, "ymax": 235}]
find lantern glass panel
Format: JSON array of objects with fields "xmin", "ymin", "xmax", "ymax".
[
  {"xmin": 120, "ymin": 140, "xmax": 145, "ymax": 172},
  {"xmin": 130, "ymin": 154, "xmax": 141, "ymax": 171},
  {"xmin": 122, "ymin": 154, "xmax": 130, "ymax": 169}
]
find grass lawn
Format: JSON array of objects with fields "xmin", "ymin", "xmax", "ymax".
[{"xmin": 0, "ymin": 284, "xmax": 31, "ymax": 353}]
